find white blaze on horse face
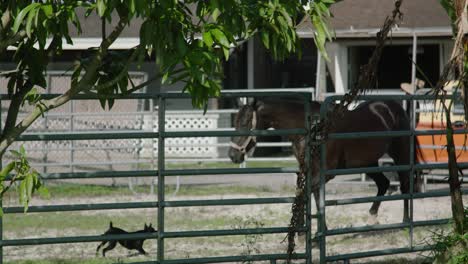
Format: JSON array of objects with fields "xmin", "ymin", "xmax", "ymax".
[
  {"xmin": 230, "ymin": 110, "xmax": 257, "ymax": 154},
  {"xmin": 368, "ymin": 102, "xmax": 396, "ymax": 130}
]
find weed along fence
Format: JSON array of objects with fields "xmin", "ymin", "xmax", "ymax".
[
  {"xmin": 317, "ymin": 94, "xmax": 468, "ymax": 263},
  {"xmin": 0, "ymin": 91, "xmax": 467, "ymax": 264},
  {"xmin": 0, "ymin": 90, "xmax": 315, "ymax": 264}
]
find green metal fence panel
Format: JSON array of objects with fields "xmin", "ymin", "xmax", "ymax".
[
  {"xmin": 0, "ymin": 90, "xmax": 315, "ymax": 264},
  {"xmin": 318, "ymin": 94, "xmax": 468, "ymax": 263},
  {"xmin": 1, "ymin": 91, "xmax": 466, "ymax": 264}
]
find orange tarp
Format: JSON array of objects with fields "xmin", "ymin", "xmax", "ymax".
[{"xmin": 417, "ymin": 123, "xmax": 468, "ymax": 163}]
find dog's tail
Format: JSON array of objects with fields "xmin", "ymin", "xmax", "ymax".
[{"xmin": 109, "ymin": 221, "xmax": 113, "ymax": 228}]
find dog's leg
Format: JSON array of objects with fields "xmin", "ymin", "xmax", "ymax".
[
  {"xmin": 96, "ymin": 241, "xmax": 107, "ymax": 256},
  {"xmin": 137, "ymin": 247, "xmax": 147, "ymax": 255},
  {"xmin": 102, "ymin": 241, "xmax": 117, "ymax": 257}
]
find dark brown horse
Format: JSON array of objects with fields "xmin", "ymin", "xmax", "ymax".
[{"xmin": 228, "ymin": 98, "xmax": 423, "ymax": 223}]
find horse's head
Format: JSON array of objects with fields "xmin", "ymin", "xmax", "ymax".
[{"xmin": 228, "ymin": 101, "xmax": 263, "ymax": 163}]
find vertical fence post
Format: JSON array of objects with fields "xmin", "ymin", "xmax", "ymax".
[
  {"xmin": 319, "ymin": 100, "xmax": 328, "ymax": 264},
  {"xmin": 408, "ymin": 95, "xmax": 415, "ymax": 248},
  {"xmin": 0, "ymin": 98, "xmax": 3, "ymax": 264},
  {"xmin": 409, "ymin": 33, "xmax": 418, "ymax": 249},
  {"xmin": 70, "ymin": 100, "xmax": 75, "ymax": 173},
  {"xmin": 304, "ymin": 94, "xmax": 313, "ymax": 264},
  {"xmin": 150, "ymin": 101, "xmax": 157, "ymax": 194},
  {"xmin": 157, "ymin": 95, "xmax": 166, "ymax": 262}
]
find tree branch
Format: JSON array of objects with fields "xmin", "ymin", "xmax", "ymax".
[
  {"xmin": 0, "ymin": 30, "xmax": 27, "ymax": 53},
  {"xmin": 0, "ymin": 15, "xmax": 130, "ymax": 157},
  {"xmin": 93, "ymin": 46, "xmax": 141, "ymax": 92},
  {"xmin": 0, "ymin": 82, "xmax": 33, "ymax": 141},
  {"xmin": 124, "ymin": 75, "xmax": 159, "ymax": 95}
]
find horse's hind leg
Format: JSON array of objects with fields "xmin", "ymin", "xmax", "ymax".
[
  {"xmin": 399, "ymin": 171, "xmax": 410, "ymax": 222},
  {"xmin": 388, "ymin": 138, "xmax": 411, "ymax": 223},
  {"xmin": 367, "ymin": 170, "xmax": 390, "ymax": 216}
]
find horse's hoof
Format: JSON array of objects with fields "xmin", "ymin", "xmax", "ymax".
[
  {"xmin": 297, "ymin": 233, "xmax": 306, "ymax": 245},
  {"xmin": 369, "ymin": 208, "xmax": 378, "ymax": 215},
  {"xmin": 310, "ymin": 238, "xmax": 318, "ymax": 248},
  {"xmin": 367, "ymin": 214, "xmax": 379, "ymax": 225}
]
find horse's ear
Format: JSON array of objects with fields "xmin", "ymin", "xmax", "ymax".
[
  {"xmin": 249, "ymin": 97, "xmax": 257, "ymax": 106},
  {"xmin": 253, "ymin": 99, "xmax": 264, "ymax": 112}
]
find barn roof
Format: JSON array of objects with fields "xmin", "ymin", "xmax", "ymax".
[
  {"xmin": 64, "ymin": 1, "xmax": 453, "ymax": 50},
  {"xmin": 297, "ymin": 0, "xmax": 452, "ymax": 38}
]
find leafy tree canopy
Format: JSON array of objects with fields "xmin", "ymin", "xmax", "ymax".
[
  {"xmin": 0, "ymin": 0, "xmax": 334, "ymax": 210},
  {"xmin": 1, "ymin": 0, "xmax": 334, "ymax": 108}
]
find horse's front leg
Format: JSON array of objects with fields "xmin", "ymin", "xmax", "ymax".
[
  {"xmin": 313, "ymin": 190, "xmax": 327, "ymax": 232},
  {"xmin": 403, "ymin": 199, "xmax": 409, "ymax": 222}
]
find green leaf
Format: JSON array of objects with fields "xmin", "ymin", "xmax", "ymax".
[
  {"xmin": 107, "ymin": 98, "xmax": 115, "ymax": 110},
  {"xmin": 25, "ymin": 174, "xmax": 34, "ymax": 204},
  {"xmin": 20, "ymin": 145, "xmax": 26, "ymax": 156},
  {"xmin": 212, "ymin": 8, "xmax": 220, "ymax": 22},
  {"xmin": 118, "ymin": 76, "xmax": 128, "ymax": 93},
  {"xmin": 99, "ymin": 98, "xmax": 107, "ymax": 109},
  {"xmin": 0, "ymin": 163, "xmax": 15, "ymax": 180},
  {"xmin": 261, "ymin": 31, "xmax": 270, "ymax": 49},
  {"xmin": 203, "ymin": 31, "xmax": 214, "ymax": 48},
  {"xmin": 41, "ymin": 4, "xmax": 53, "ymax": 18},
  {"xmin": 176, "ymin": 35, "xmax": 188, "ymax": 56},
  {"xmin": 167, "ymin": 71, "xmax": 190, "ymax": 85},
  {"xmin": 129, "ymin": 0, "xmax": 136, "ymax": 14},
  {"xmin": 12, "ymin": 3, "xmax": 40, "ymax": 34},
  {"xmin": 97, "ymin": 0, "xmax": 107, "ymax": 17},
  {"xmin": 211, "ymin": 28, "xmax": 229, "ymax": 48},
  {"xmin": 222, "ymin": 46, "xmax": 229, "ymax": 61},
  {"xmin": 162, "ymin": 71, "xmax": 170, "ymax": 84},
  {"xmin": 19, "ymin": 179, "xmax": 28, "ymax": 211}
]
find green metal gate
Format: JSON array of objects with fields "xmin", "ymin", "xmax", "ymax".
[
  {"xmin": 317, "ymin": 94, "xmax": 468, "ymax": 263},
  {"xmin": 1, "ymin": 91, "xmax": 467, "ymax": 263},
  {"xmin": 0, "ymin": 90, "xmax": 314, "ymax": 264}
]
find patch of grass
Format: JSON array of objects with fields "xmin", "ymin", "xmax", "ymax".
[
  {"xmin": 3, "ymin": 182, "xmax": 278, "ymax": 200},
  {"xmin": 3, "ymin": 211, "xmax": 157, "ymax": 234},
  {"xmin": 170, "ymin": 184, "xmax": 274, "ymax": 196},
  {"xmin": 428, "ymin": 207, "xmax": 468, "ymax": 264},
  {"xmin": 164, "ymin": 160, "xmax": 297, "ymax": 170},
  {"xmin": 5, "ymin": 258, "xmax": 154, "ymax": 264}
]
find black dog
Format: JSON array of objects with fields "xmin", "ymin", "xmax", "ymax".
[{"xmin": 96, "ymin": 221, "xmax": 156, "ymax": 257}]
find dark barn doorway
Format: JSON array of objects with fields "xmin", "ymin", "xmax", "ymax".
[{"xmin": 348, "ymin": 44, "xmax": 440, "ymax": 89}]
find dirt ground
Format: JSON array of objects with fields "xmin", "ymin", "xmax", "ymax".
[{"xmin": 1, "ymin": 174, "xmax": 467, "ymax": 263}]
